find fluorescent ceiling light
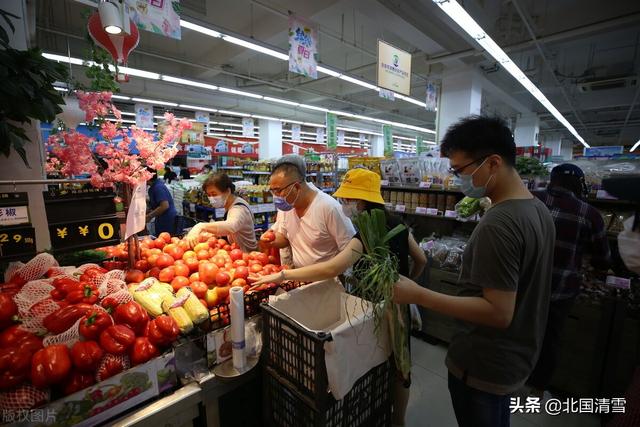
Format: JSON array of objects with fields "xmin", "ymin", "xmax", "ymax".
[
  {"xmin": 281, "ymin": 119, "xmax": 305, "ymax": 124},
  {"xmin": 303, "ymin": 122, "xmax": 326, "ymax": 128},
  {"xmin": 218, "ymin": 110, "xmax": 252, "ymax": 117},
  {"xmin": 119, "ymin": 112, "xmax": 135, "ymax": 116},
  {"xmin": 317, "ymin": 66, "xmax": 342, "ymax": 77},
  {"xmin": 210, "ymin": 127, "xmax": 225, "ymax": 132},
  {"xmin": 217, "ymin": 122, "xmax": 243, "ymax": 128},
  {"xmin": 179, "ymin": 104, "xmax": 218, "ymax": 113},
  {"xmin": 222, "ymin": 35, "xmax": 289, "ymax": 61},
  {"xmin": 111, "ymin": 94, "xmax": 131, "ymax": 100},
  {"xmin": 264, "ymin": 97, "xmax": 299, "ymax": 106},
  {"xmin": 115, "ymin": 66, "xmax": 160, "ymax": 80},
  {"xmin": 162, "ymin": 76, "xmax": 218, "ymax": 91},
  {"xmin": 631, "ymin": 139, "xmax": 640, "ymax": 152},
  {"xmin": 433, "ymin": 0, "xmax": 588, "ymax": 148},
  {"xmin": 43, "ymin": 53, "xmax": 84, "ymax": 65},
  {"xmin": 53, "ymin": 87, "xmax": 68, "ymax": 92},
  {"xmin": 252, "ymin": 114, "xmax": 279, "ymax": 121},
  {"xmin": 299, "ymin": 104, "xmax": 330, "ymax": 113},
  {"xmin": 338, "ymin": 75, "xmax": 379, "ymax": 91},
  {"xmin": 219, "ymin": 87, "xmax": 263, "ymax": 99},
  {"xmin": 180, "ymin": 20, "xmax": 222, "ymax": 38},
  {"xmin": 132, "ymin": 97, "xmax": 178, "ymax": 106},
  {"xmin": 395, "ymin": 94, "xmax": 427, "ymax": 107}
]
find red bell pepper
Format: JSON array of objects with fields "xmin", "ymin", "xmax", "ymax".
[
  {"xmin": 50, "ymin": 277, "xmax": 80, "ymax": 300},
  {"xmin": 145, "ymin": 315, "xmax": 180, "ymax": 347},
  {"xmin": 96, "ymin": 354, "xmax": 129, "ymax": 381},
  {"xmin": 30, "ymin": 344, "xmax": 72, "ymax": 389},
  {"xmin": 113, "ymin": 301, "xmax": 149, "ymax": 335},
  {"xmin": 61, "ymin": 370, "xmax": 95, "ymax": 396},
  {"xmin": 65, "ymin": 282, "xmax": 99, "ymax": 305},
  {"xmin": 0, "ymin": 335, "xmax": 43, "ymax": 389},
  {"xmin": 101, "ymin": 296, "xmax": 120, "ymax": 313},
  {"xmin": 0, "ymin": 325, "xmax": 35, "ymax": 348},
  {"xmin": 78, "ymin": 309, "xmax": 113, "ymax": 340},
  {"xmin": 129, "ymin": 337, "xmax": 159, "ymax": 366},
  {"xmin": 79, "ymin": 267, "xmax": 107, "ymax": 283},
  {"xmin": 0, "ymin": 294, "xmax": 18, "ymax": 327},
  {"xmin": 99, "ymin": 324, "xmax": 136, "ymax": 355},
  {"xmin": 71, "ymin": 341, "xmax": 104, "ymax": 373},
  {"xmin": 43, "ymin": 303, "xmax": 93, "ymax": 334}
]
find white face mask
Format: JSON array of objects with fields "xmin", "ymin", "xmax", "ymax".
[
  {"xmin": 208, "ymin": 194, "xmax": 227, "ymax": 208},
  {"xmin": 341, "ymin": 202, "xmax": 359, "ymax": 218},
  {"xmin": 619, "ymin": 216, "xmax": 640, "ymax": 274}
]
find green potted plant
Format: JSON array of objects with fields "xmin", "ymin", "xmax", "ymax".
[
  {"xmin": 515, "ymin": 156, "xmax": 550, "ymax": 189},
  {"xmin": 0, "ymin": 8, "xmax": 68, "ymax": 167}
]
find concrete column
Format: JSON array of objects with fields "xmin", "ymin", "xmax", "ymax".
[
  {"xmin": 436, "ymin": 68, "xmax": 482, "ymax": 142},
  {"xmin": 0, "ymin": 0, "xmax": 51, "ymax": 251},
  {"xmin": 258, "ymin": 119, "xmax": 282, "ymax": 160},
  {"xmin": 560, "ymin": 140, "xmax": 574, "ymax": 160},
  {"xmin": 369, "ymin": 135, "xmax": 384, "ymax": 157},
  {"xmin": 514, "ymin": 113, "xmax": 540, "ymax": 147},
  {"xmin": 543, "ymin": 133, "xmax": 562, "ymax": 156}
]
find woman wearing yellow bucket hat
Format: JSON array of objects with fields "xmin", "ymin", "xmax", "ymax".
[{"xmin": 253, "ymin": 167, "xmax": 426, "ymax": 426}]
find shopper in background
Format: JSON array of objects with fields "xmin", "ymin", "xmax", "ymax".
[
  {"xmin": 179, "ymin": 166, "xmax": 191, "ymax": 180},
  {"xmin": 527, "ymin": 164, "xmax": 610, "ymax": 397},
  {"xmin": 186, "ymin": 173, "xmax": 257, "ymax": 253},
  {"xmin": 163, "ymin": 165, "xmax": 178, "ymax": 184},
  {"xmin": 147, "ymin": 168, "xmax": 177, "ymax": 235},
  {"xmin": 393, "ymin": 115, "xmax": 555, "ymax": 427},
  {"xmin": 201, "ymin": 164, "xmax": 213, "ymax": 175},
  {"xmin": 254, "ymin": 167, "xmax": 426, "ymax": 426},
  {"xmin": 261, "ymin": 154, "xmax": 355, "ymax": 267}
]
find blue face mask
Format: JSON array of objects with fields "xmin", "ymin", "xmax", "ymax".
[
  {"xmin": 273, "ymin": 183, "xmax": 299, "ymax": 211},
  {"xmin": 459, "ymin": 158, "xmax": 494, "ymax": 198}
]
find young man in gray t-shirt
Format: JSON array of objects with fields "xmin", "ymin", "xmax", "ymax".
[{"xmin": 394, "ymin": 116, "xmax": 555, "ymax": 427}]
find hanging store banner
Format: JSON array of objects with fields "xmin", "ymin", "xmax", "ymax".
[
  {"xmin": 288, "ymin": 15, "xmax": 318, "ymax": 79},
  {"xmin": 583, "ymin": 146, "xmax": 624, "ymax": 157},
  {"xmin": 316, "ymin": 127, "xmax": 325, "ymax": 144},
  {"xmin": 416, "ymin": 135, "xmax": 425, "ymax": 154},
  {"xmin": 359, "ymin": 133, "xmax": 367, "ymax": 147},
  {"xmin": 134, "ymin": 103, "xmax": 154, "ymax": 128},
  {"xmin": 125, "ymin": 183, "xmax": 147, "ymax": 240},
  {"xmin": 337, "ymin": 130, "xmax": 345, "ymax": 145},
  {"xmin": 125, "ymin": 0, "xmax": 181, "ymax": 40},
  {"xmin": 181, "ymin": 122, "xmax": 205, "ymax": 144},
  {"xmin": 383, "ymin": 125, "xmax": 394, "ymax": 157},
  {"xmin": 379, "ymin": 88, "xmax": 395, "ymax": 101},
  {"xmin": 425, "ymin": 81, "xmax": 438, "ymax": 112},
  {"xmin": 291, "ymin": 124, "xmax": 302, "ymax": 141},
  {"xmin": 195, "ymin": 111, "xmax": 209, "ymax": 124},
  {"xmin": 326, "ymin": 113, "xmax": 337, "ymax": 150},
  {"xmin": 377, "ymin": 40, "xmax": 412, "ymax": 96},
  {"xmin": 242, "ymin": 118, "xmax": 255, "ymax": 137}
]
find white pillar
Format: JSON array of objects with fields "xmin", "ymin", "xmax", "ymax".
[
  {"xmin": 369, "ymin": 135, "xmax": 384, "ymax": 157},
  {"xmin": 258, "ymin": 119, "xmax": 282, "ymax": 160},
  {"xmin": 0, "ymin": 0, "xmax": 51, "ymax": 251},
  {"xmin": 437, "ymin": 68, "xmax": 482, "ymax": 142},
  {"xmin": 514, "ymin": 113, "xmax": 540, "ymax": 147},
  {"xmin": 560, "ymin": 140, "xmax": 574, "ymax": 160},
  {"xmin": 543, "ymin": 133, "xmax": 562, "ymax": 156}
]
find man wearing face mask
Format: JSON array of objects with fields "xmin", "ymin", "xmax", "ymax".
[
  {"xmin": 393, "ymin": 116, "xmax": 555, "ymax": 427},
  {"xmin": 186, "ymin": 173, "xmax": 257, "ymax": 253},
  {"xmin": 261, "ymin": 154, "xmax": 356, "ymax": 268}
]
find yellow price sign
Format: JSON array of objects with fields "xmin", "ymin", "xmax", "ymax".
[{"xmin": 98, "ymin": 223, "xmax": 115, "ymax": 240}]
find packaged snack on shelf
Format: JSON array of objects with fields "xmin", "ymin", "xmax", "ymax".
[
  {"xmin": 347, "ymin": 157, "xmax": 383, "ymax": 176},
  {"xmin": 380, "ymin": 159, "xmax": 402, "ymax": 184},
  {"xmin": 398, "ymin": 158, "xmax": 423, "ymax": 185}
]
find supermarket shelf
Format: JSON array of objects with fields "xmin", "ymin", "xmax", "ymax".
[
  {"xmin": 398, "ymin": 208, "xmax": 478, "ymax": 224},
  {"xmin": 307, "ymin": 173, "xmax": 317, "ymax": 177},
  {"xmin": 218, "ymin": 166, "xmax": 243, "ymax": 170},
  {"xmin": 382, "ymin": 185, "xmax": 462, "ymax": 195},
  {"xmin": 211, "ymin": 152, "xmax": 258, "ymax": 159},
  {"xmin": 243, "ymin": 171, "xmax": 271, "ymax": 175},
  {"xmin": 587, "ymin": 198, "xmax": 637, "ymax": 207},
  {"xmin": 227, "ymin": 175, "xmax": 243, "ymax": 179}
]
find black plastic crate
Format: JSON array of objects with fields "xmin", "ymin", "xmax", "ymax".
[{"xmin": 263, "ymin": 360, "xmax": 391, "ymax": 427}]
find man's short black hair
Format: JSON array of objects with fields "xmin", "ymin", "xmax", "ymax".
[{"xmin": 441, "ymin": 115, "xmax": 516, "ymax": 166}]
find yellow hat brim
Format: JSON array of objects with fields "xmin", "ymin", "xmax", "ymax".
[{"xmin": 333, "ymin": 184, "xmax": 385, "ymax": 205}]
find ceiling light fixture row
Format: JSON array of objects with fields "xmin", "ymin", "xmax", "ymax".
[
  {"xmin": 44, "ymin": 53, "xmax": 435, "ymax": 137},
  {"xmin": 432, "ymin": 0, "xmax": 589, "ymax": 147}
]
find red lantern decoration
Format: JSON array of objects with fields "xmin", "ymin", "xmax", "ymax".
[{"xmin": 87, "ymin": 12, "xmax": 140, "ymax": 82}]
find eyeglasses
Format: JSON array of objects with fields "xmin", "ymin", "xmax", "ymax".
[
  {"xmin": 269, "ymin": 181, "xmax": 299, "ymax": 196},
  {"xmin": 448, "ymin": 155, "xmax": 489, "ymax": 178}
]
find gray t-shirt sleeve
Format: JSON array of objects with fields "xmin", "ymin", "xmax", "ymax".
[{"xmin": 465, "ymin": 222, "xmax": 520, "ymax": 291}]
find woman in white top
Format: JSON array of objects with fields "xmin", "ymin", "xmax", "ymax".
[{"xmin": 186, "ymin": 173, "xmax": 257, "ymax": 253}]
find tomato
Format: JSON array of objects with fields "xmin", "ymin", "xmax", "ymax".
[
  {"xmin": 248, "ymin": 251, "xmax": 261, "ymax": 261},
  {"xmin": 125, "ymin": 269, "xmax": 145, "ymax": 284},
  {"xmin": 194, "ymin": 243, "xmax": 210, "ymax": 254},
  {"xmin": 171, "ymin": 237, "xmax": 180, "ymax": 244},
  {"xmin": 207, "ymin": 237, "xmax": 219, "ymax": 249},
  {"xmin": 215, "ymin": 272, "xmax": 230, "ymax": 286},
  {"xmin": 164, "ymin": 244, "xmax": 184, "ymax": 261},
  {"xmin": 250, "ymin": 264, "xmax": 263, "ymax": 274},
  {"xmin": 170, "ymin": 276, "xmax": 190, "ymax": 292},
  {"xmin": 213, "ymin": 257, "xmax": 226, "ymax": 268},
  {"xmin": 147, "ymin": 267, "xmax": 161, "ymax": 279},
  {"xmin": 242, "ymin": 253, "xmax": 250, "ymax": 262},
  {"xmin": 156, "ymin": 254, "xmax": 175, "ymax": 269},
  {"xmin": 234, "ymin": 266, "xmax": 249, "ymax": 280},
  {"xmin": 256, "ymin": 253, "xmax": 269, "ymax": 265},
  {"xmin": 215, "ymin": 286, "xmax": 231, "ymax": 300},
  {"xmin": 173, "ymin": 263, "xmax": 190, "ymax": 278},
  {"xmin": 196, "ymin": 250, "xmax": 210, "ymax": 261},
  {"xmin": 261, "ymin": 230, "xmax": 276, "ymax": 242},
  {"xmin": 217, "ymin": 239, "xmax": 227, "ymax": 247},
  {"xmin": 262, "ymin": 265, "xmax": 274, "ymax": 275},
  {"xmin": 190, "ymin": 281, "xmax": 208, "ymax": 299},
  {"xmin": 134, "ymin": 260, "xmax": 149, "ymax": 272},
  {"xmin": 178, "ymin": 240, "xmax": 190, "ymax": 251},
  {"xmin": 184, "ymin": 257, "xmax": 199, "ymax": 272},
  {"xmin": 205, "ymin": 289, "xmax": 218, "ymax": 308},
  {"xmin": 199, "ymin": 262, "xmax": 219, "ymax": 285},
  {"xmin": 231, "ymin": 278, "xmax": 247, "ymax": 288},
  {"xmin": 229, "ymin": 249, "xmax": 243, "ymax": 261},
  {"xmin": 233, "ymin": 259, "xmax": 247, "ymax": 268},
  {"xmin": 154, "ymin": 238, "xmax": 166, "ymax": 249},
  {"xmin": 158, "ymin": 232, "xmax": 172, "ymax": 244},
  {"xmin": 147, "ymin": 254, "xmax": 159, "ymax": 268},
  {"xmin": 182, "ymin": 250, "xmax": 196, "ymax": 260},
  {"xmin": 223, "ymin": 245, "xmax": 232, "ymax": 252},
  {"xmin": 174, "ymin": 259, "xmax": 185, "ymax": 266},
  {"xmin": 158, "ymin": 267, "xmax": 175, "ymax": 283},
  {"xmin": 230, "ymin": 243, "xmax": 239, "ymax": 250},
  {"xmin": 224, "ymin": 262, "xmax": 233, "ymax": 270},
  {"xmin": 268, "ymin": 255, "xmax": 278, "ymax": 264}
]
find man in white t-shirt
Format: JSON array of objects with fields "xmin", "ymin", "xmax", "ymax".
[{"xmin": 263, "ymin": 155, "xmax": 356, "ymax": 268}]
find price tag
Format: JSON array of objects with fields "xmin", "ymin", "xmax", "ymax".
[
  {"xmin": 415, "ymin": 207, "xmax": 427, "ymax": 215},
  {"xmin": 426, "ymin": 208, "xmax": 439, "ymax": 216},
  {"xmin": 395, "ymin": 204, "xmax": 406, "ymax": 213},
  {"xmin": 419, "ymin": 181, "xmax": 431, "ymax": 189},
  {"xmin": 606, "ymin": 275, "xmax": 631, "ymax": 290},
  {"xmin": 445, "ymin": 210, "xmax": 458, "ymax": 218},
  {"xmin": 381, "ymin": 180, "xmax": 390, "ymax": 186}
]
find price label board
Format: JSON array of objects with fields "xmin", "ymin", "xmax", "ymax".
[
  {"xmin": 48, "ymin": 217, "xmax": 120, "ymax": 252},
  {"xmin": 0, "ymin": 225, "xmax": 36, "ymax": 261},
  {"xmin": 395, "ymin": 204, "xmax": 406, "ymax": 213}
]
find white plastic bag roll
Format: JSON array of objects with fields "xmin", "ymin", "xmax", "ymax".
[{"xmin": 229, "ymin": 286, "xmax": 246, "ymax": 370}]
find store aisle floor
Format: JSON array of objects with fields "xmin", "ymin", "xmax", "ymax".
[{"xmin": 406, "ymin": 337, "xmax": 601, "ymax": 427}]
